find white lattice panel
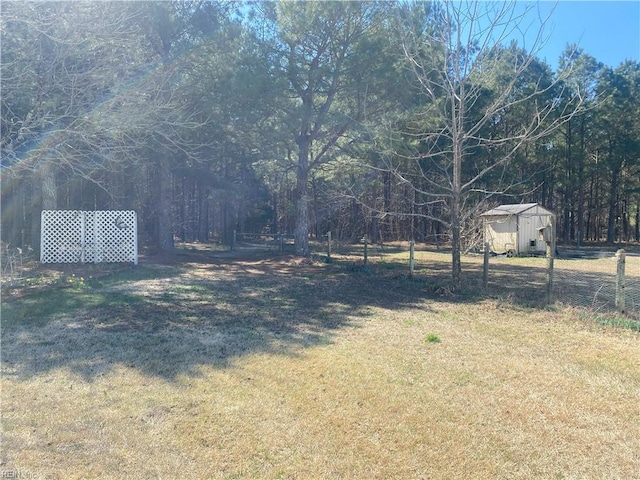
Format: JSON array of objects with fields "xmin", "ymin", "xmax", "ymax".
[
  {"xmin": 84, "ymin": 211, "xmax": 97, "ymax": 263},
  {"xmin": 41, "ymin": 210, "xmax": 137, "ymax": 264}
]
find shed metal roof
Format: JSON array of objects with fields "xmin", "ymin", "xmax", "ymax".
[{"xmin": 480, "ymin": 203, "xmax": 551, "ymax": 217}]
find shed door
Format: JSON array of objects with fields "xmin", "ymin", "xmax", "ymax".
[{"xmin": 485, "ymin": 217, "xmax": 517, "ymax": 254}]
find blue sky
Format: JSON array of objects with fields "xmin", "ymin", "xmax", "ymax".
[{"xmin": 526, "ymin": 1, "xmax": 640, "ymax": 69}]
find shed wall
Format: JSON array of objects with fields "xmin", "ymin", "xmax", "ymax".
[
  {"xmin": 518, "ymin": 214, "xmax": 550, "ymax": 253},
  {"xmin": 481, "ymin": 204, "xmax": 555, "ymax": 255},
  {"xmin": 484, "ymin": 216, "xmax": 517, "ymax": 254}
]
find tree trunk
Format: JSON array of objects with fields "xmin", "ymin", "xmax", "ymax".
[
  {"xmin": 371, "ymin": 213, "xmax": 379, "ymax": 245},
  {"xmin": 621, "ymin": 196, "xmax": 630, "ymax": 242},
  {"xmin": 40, "ymin": 161, "xmax": 58, "ymax": 211},
  {"xmin": 586, "ymin": 173, "xmax": 594, "ymax": 241},
  {"xmin": 593, "ymin": 158, "xmax": 601, "ymax": 240},
  {"xmin": 294, "ymin": 163, "xmax": 310, "ymax": 256},
  {"xmin": 451, "ymin": 204, "xmax": 462, "ymax": 291},
  {"xmin": 157, "ymin": 155, "xmax": 174, "ymax": 252},
  {"xmin": 197, "ymin": 184, "xmax": 209, "ymax": 242},
  {"xmin": 606, "ymin": 156, "xmax": 622, "ymax": 244},
  {"xmin": 563, "ymin": 122, "xmax": 573, "ymax": 244},
  {"xmin": 451, "ymin": 143, "xmax": 462, "ymax": 291},
  {"xmin": 450, "ymin": 74, "xmax": 464, "ymax": 292},
  {"xmin": 635, "ymin": 201, "xmax": 639, "ymax": 242},
  {"xmin": 576, "ymin": 118, "xmax": 586, "ymax": 247}
]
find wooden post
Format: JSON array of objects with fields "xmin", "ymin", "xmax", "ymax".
[
  {"xmin": 483, "ymin": 242, "xmax": 489, "ymax": 291},
  {"xmin": 279, "ymin": 234, "xmax": 284, "ymax": 253},
  {"xmin": 409, "ymin": 240, "xmax": 415, "ymax": 277},
  {"xmin": 616, "ymin": 249, "xmax": 626, "ymax": 313},
  {"xmin": 363, "ymin": 236, "xmax": 368, "ymax": 266},
  {"xmin": 327, "ymin": 231, "xmax": 332, "ymax": 258},
  {"xmin": 546, "ymin": 219, "xmax": 555, "ymax": 306}
]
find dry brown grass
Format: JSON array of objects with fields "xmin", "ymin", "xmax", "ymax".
[
  {"xmin": 372, "ymin": 246, "xmax": 640, "ymax": 318},
  {"xmin": 2, "ymin": 253, "xmax": 639, "ymax": 479}
]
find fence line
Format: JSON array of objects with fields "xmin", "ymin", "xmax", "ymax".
[
  {"xmin": 323, "ymin": 237, "xmax": 638, "ymax": 320},
  {"xmin": 232, "ymin": 231, "xmax": 295, "ymax": 253}
]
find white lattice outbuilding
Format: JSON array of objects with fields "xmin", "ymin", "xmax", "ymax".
[
  {"xmin": 41, "ymin": 210, "xmax": 138, "ymax": 264},
  {"xmin": 480, "ymin": 203, "xmax": 555, "ymax": 256}
]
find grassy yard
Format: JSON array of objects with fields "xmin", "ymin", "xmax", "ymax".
[{"xmin": 1, "ymin": 251, "xmax": 639, "ymax": 479}]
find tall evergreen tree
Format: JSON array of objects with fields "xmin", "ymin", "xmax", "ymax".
[{"xmin": 250, "ymin": 1, "xmax": 397, "ymax": 255}]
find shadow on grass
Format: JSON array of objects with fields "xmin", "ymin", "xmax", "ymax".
[
  {"xmin": 412, "ymin": 254, "xmax": 638, "ymax": 316},
  {"xmin": 466, "ymin": 256, "xmax": 638, "ymax": 323},
  {"xmin": 2, "ymin": 253, "xmax": 434, "ymax": 382}
]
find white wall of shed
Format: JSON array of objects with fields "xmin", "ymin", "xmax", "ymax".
[
  {"xmin": 484, "ymin": 216, "xmax": 517, "ymax": 253},
  {"xmin": 518, "ymin": 214, "xmax": 553, "ymax": 253}
]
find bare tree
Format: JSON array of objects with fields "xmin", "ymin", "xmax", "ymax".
[
  {"xmin": 1, "ymin": 2, "xmax": 208, "ymax": 250},
  {"xmin": 384, "ymin": 0, "xmax": 583, "ymax": 290}
]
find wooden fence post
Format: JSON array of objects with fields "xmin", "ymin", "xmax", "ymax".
[
  {"xmin": 546, "ymin": 220, "xmax": 555, "ymax": 306},
  {"xmin": 409, "ymin": 240, "xmax": 415, "ymax": 277},
  {"xmin": 616, "ymin": 249, "xmax": 626, "ymax": 313},
  {"xmin": 327, "ymin": 231, "xmax": 332, "ymax": 258}
]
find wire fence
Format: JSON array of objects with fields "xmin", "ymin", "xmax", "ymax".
[
  {"xmin": 553, "ymin": 253, "xmax": 639, "ymax": 316},
  {"xmin": 1, "ymin": 243, "xmax": 29, "ymax": 286},
  {"xmin": 232, "ymin": 232, "xmax": 296, "ymax": 254},
  {"xmin": 3, "ymin": 233, "xmax": 638, "ymax": 323},
  {"xmin": 322, "ymin": 239, "xmax": 640, "ymax": 321}
]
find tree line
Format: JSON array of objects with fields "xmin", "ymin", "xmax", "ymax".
[{"xmin": 2, "ymin": 1, "xmax": 639, "ymax": 288}]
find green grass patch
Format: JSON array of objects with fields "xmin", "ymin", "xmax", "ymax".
[
  {"xmin": 1, "ymin": 266, "xmax": 160, "ymax": 328},
  {"xmin": 2, "ymin": 288, "xmax": 145, "ymax": 329},
  {"xmin": 587, "ymin": 313, "xmax": 640, "ymax": 331},
  {"xmin": 424, "ymin": 333, "xmax": 441, "ymax": 343}
]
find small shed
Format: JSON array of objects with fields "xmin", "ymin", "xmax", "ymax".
[{"xmin": 480, "ymin": 203, "xmax": 555, "ymax": 255}]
